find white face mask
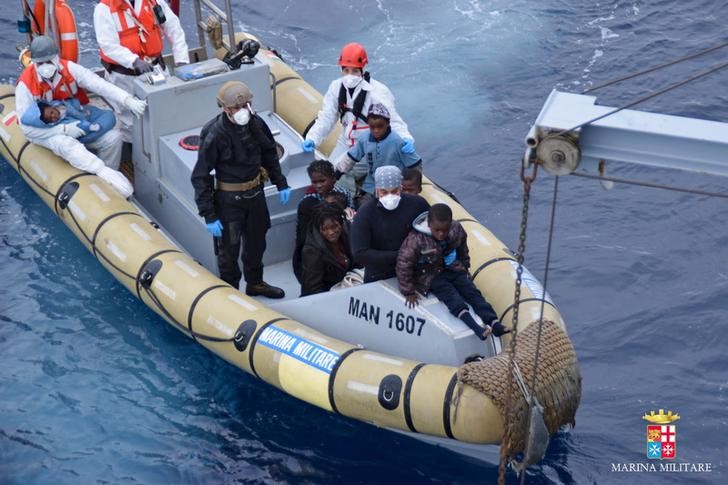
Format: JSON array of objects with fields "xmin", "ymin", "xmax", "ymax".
[
  {"xmin": 232, "ymin": 107, "xmax": 250, "ymax": 125},
  {"xmin": 379, "ymin": 194, "xmax": 401, "ymax": 211},
  {"xmin": 37, "ymin": 62, "xmax": 57, "ymax": 80},
  {"xmin": 56, "ymin": 105, "xmax": 67, "ymax": 120},
  {"xmin": 341, "ymin": 74, "xmax": 362, "ymax": 89}
]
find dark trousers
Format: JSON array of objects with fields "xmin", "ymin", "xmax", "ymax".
[
  {"xmin": 215, "ymin": 189, "xmax": 271, "ymax": 288},
  {"xmin": 429, "ymin": 269, "xmax": 498, "ymax": 323}
]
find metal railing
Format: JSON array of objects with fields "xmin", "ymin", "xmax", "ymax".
[{"xmin": 192, "ymin": 0, "xmax": 236, "ymax": 51}]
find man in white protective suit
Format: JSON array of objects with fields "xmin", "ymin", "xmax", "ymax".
[
  {"xmin": 94, "ymin": 0, "xmax": 189, "ymax": 142},
  {"xmin": 15, "ymin": 36, "xmax": 147, "ymax": 198},
  {"xmin": 300, "ymin": 42, "xmax": 415, "ymax": 192}
]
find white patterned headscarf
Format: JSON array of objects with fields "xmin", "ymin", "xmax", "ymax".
[
  {"xmin": 374, "ymin": 165, "xmax": 402, "ymax": 189},
  {"xmin": 368, "ymin": 102, "xmax": 390, "ymax": 119}
]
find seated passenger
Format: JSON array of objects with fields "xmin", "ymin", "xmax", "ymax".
[
  {"xmin": 300, "ymin": 203, "xmax": 354, "ymax": 296},
  {"xmin": 35, "ymin": 99, "xmax": 116, "ymax": 145},
  {"xmin": 396, "ymin": 203, "xmax": 511, "ymax": 340},
  {"xmin": 15, "ymin": 36, "xmax": 146, "ymax": 199},
  {"xmin": 336, "ymin": 103, "xmax": 422, "ymax": 208},
  {"xmin": 324, "ymin": 190, "xmax": 356, "ymax": 222},
  {"xmin": 293, "ymin": 160, "xmax": 353, "ymax": 282},
  {"xmin": 401, "ymin": 167, "xmax": 423, "ymax": 195},
  {"xmin": 351, "ymin": 166, "xmax": 429, "ymax": 283}
]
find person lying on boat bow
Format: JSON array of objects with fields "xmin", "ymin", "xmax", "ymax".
[
  {"xmin": 351, "ymin": 166, "xmax": 429, "ymax": 283},
  {"xmin": 15, "ymin": 35, "xmax": 147, "ymax": 198},
  {"xmin": 396, "ymin": 203, "xmax": 510, "ymax": 340}
]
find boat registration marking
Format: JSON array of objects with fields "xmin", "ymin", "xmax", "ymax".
[
  {"xmin": 89, "ymin": 183, "xmax": 110, "ymax": 202},
  {"xmin": 362, "ymin": 353, "xmax": 403, "ymax": 366},
  {"xmin": 105, "ymin": 240, "xmax": 127, "ymax": 262},
  {"xmin": 67, "ymin": 200, "xmax": 86, "ymax": 221},
  {"xmin": 153, "ymin": 279, "xmax": 176, "ymax": 300},
  {"xmin": 130, "ymin": 223, "xmax": 151, "ymax": 241},
  {"xmin": 346, "ymin": 381, "xmax": 379, "ymax": 396},
  {"xmin": 227, "ymin": 294, "xmax": 257, "ymax": 311},
  {"xmin": 348, "ymin": 296, "xmax": 427, "ymax": 336},
  {"xmin": 174, "ymin": 259, "xmax": 199, "ymax": 277},
  {"xmin": 29, "ymin": 160, "xmax": 48, "ymax": 181},
  {"xmin": 471, "ymin": 230, "xmax": 491, "ymax": 246},
  {"xmin": 258, "ymin": 325, "xmax": 340, "ymax": 374},
  {"xmin": 0, "ymin": 126, "xmax": 10, "ymax": 142},
  {"xmin": 296, "ymin": 86, "xmax": 318, "ymax": 104}
]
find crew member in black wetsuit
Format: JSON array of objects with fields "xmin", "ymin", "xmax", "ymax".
[{"xmin": 191, "ymin": 81, "xmax": 291, "ymax": 298}]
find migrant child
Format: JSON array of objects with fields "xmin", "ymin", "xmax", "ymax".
[
  {"xmin": 324, "ymin": 190, "xmax": 356, "ymax": 222},
  {"xmin": 401, "ymin": 167, "xmax": 423, "ymax": 195},
  {"xmin": 293, "ymin": 159, "xmax": 353, "ymax": 281},
  {"xmin": 336, "ymin": 103, "xmax": 421, "ymax": 207},
  {"xmin": 35, "ymin": 99, "xmax": 116, "ymax": 144},
  {"xmin": 396, "ymin": 203, "xmax": 510, "ymax": 340}
]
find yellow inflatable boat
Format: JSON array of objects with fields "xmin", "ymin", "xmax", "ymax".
[{"xmin": 0, "ymin": 29, "xmax": 580, "ymax": 465}]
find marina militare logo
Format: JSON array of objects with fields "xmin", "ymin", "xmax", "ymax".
[
  {"xmin": 643, "ymin": 409, "xmax": 679, "ymax": 460},
  {"xmin": 610, "ymin": 409, "xmax": 713, "ymax": 474}
]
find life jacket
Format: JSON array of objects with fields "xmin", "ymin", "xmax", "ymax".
[
  {"xmin": 17, "ymin": 60, "xmax": 90, "ymax": 105},
  {"xmin": 99, "ymin": 0, "xmax": 164, "ymax": 65}
]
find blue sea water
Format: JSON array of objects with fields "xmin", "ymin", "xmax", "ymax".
[{"xmin": 1, "ymin": 0, "xmax": 727, "ymax": 483}]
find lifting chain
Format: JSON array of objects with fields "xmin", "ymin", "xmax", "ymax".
[{"xmin": 498, "ymin": 160, "xmax": 538, "ymax": 485}]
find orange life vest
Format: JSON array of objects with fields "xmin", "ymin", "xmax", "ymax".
[
  {"xmin": 31, "ymin": 0, "xmax": 79, "ymax": 63},
  {"xmin": 17, "ymin": 60, "xmax": 90, "ymax": 105},
  {"xmin": 99, "ymin": 0, "xmax": 164, "ymax": 65}
]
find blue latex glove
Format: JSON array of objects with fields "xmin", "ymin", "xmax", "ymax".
[
  {"xmin": 279, "ymin": 187, "xmax": 291, "ymax": 205},
  {"xmin": 206, "ymin": 219, "xmax": 223, "ymax": 237},
  {"xmin": 401, "ymin": 138, "xmax": 415, "ymax": 154},
  {"xmin": 444, "ymin": 249, "xmax": 456, "ymax": 266},
  {"xmin": 301, "ymin": 139, "xmax": 315, "ymax": 152}
]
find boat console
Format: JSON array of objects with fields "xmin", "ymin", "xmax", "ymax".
[{"xmin": 128, "ymin": 53, "xmax": 313, "ymax": 272}]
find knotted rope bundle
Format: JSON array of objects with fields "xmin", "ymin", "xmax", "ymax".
[{"xmin": 458, "ymin": 320, "xmax": 581, "ymax": 457}]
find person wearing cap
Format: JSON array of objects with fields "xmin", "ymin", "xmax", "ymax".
[
  {"xmin": 94, "ymin": 0, "xmax": 189, "ymax": 142},
  {"xmin": 336, "ymin": 102, "xmax": 422, "ymax": 207},
  {"xmin": 191, "ymin": 81, "xmax": 291, "ymax": 298},
  {"xmin": 15, "ymin": 35, "xmax": 146, "ymax": 198},
  {"xmin": 351, "ymin": 166, "xmax": 429, "ymax": 283},
  {"xmin": 300, "ymin": 43, "xmax": 415, "ymax": 181}
]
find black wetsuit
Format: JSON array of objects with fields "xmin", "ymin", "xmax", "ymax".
[{"xmin": 191, "ymin": 112, "xmax": 288, "ymax": 288}]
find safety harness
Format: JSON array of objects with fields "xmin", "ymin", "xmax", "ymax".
[{"xmin": 337, "ymin": 84, "xmax": 367, "ymax": 124}]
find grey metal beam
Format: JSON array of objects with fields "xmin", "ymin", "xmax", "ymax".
[{"xmin": 527, "ymin": 90, "xmax": 728, "ymax": 177}]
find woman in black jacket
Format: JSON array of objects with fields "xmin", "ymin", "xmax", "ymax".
[{"xmin": 300, "ymin": 204, "xmax": 354, "ymax": 296}]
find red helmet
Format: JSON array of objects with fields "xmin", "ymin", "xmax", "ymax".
[{"xmin": 338, "ymin": 42, "xmax": 368, "ymax": 69}]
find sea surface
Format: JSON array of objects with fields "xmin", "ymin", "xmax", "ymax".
[{"xmin": 1, "ymin": 0, "xmax": 727, "ymax": 483}]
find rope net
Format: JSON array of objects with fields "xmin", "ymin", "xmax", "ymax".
[{"xmin": 458, "ymin": 320, "xmax": 581, "ymax": 457}]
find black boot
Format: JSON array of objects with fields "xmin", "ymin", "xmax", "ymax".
[{"xmin": 246, "ymin": 281, "xmax": 285, "ymax": 299}]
